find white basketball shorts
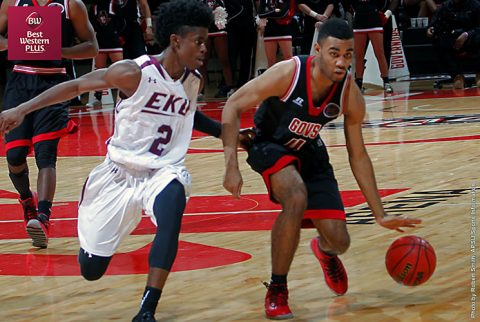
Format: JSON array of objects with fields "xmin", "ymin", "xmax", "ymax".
[{"xmin": 77, "ymin": 157, "xmax": 191, "ymax": 257}]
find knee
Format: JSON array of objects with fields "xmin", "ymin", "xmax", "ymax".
[
  {"xmin": 78, "ymin": 248, "xmax": 111, "ymax": 281},
  {"xmin": 330, "ymin": 233, "xmax": 350, "ymax": 255},
  {"xmin": 34, "ymin": 140, "xmax": 59, "ymax": 169},
  {"xmin": 281, "ymin": 187, "xmax": 308, "ymax": 216},
  {"xmin": 80, "ymin": 268, "xmax": 105, "ymax": 281},
  {"xmin": 6, "ymin": 146, "xmax": 29, "ymax": 167}
]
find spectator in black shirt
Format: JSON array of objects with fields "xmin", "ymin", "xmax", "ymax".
[{"xmin": 427, "ymin": 0, "xmax": 480, "ymax": 88}]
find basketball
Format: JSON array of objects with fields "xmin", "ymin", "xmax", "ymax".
[{"xmin": 385, "ymin": 235, "xmax": 436, "ymax": 286}]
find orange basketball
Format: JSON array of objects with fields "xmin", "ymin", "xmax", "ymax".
[{"xmin": 385, "ymin": 235, "xmax": 436, "ymax": 286}]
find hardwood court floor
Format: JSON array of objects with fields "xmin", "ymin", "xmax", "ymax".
[{"xmin": 0, "ymin": 81, "xmax": 479, "ymax": 322}]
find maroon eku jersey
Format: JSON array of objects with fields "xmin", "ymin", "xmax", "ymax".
[
  {"xmin": 254, "ymin": 55, "xmax": 351, "ymax": 152},
  {"xmin": 13, "ymin": 0, "xmax": 75, "ymax": 67}
]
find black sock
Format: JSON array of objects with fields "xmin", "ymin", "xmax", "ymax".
[
  {"xmin": 38, "ymin": 200, "xmax": 52, "ymax": 218},
  {"xmin": 383, "ymin": 77, "xmax": 390, "ymax": 84},
  {"xmin": 271, "ymin": 274, "xmax": 287, "ymax": 285},
  {"xmin": 139, "ymin": 286, "xmax": 162, "ymax": 315},
  {"xmin": 9, "ymin": 169, "xmax": 31, "ymax": 200}
]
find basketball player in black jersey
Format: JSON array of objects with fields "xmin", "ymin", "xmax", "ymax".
[
  {"xmin": 0, "ymin": 0, "xmax": 98, "ymax": 248},
  {"xmin": 221, "ymin": 18, "xmax": 421, "ymax": 320}
]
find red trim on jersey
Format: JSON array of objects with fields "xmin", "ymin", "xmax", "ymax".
[
  {"xmin": 13, "ymin": 65, "xmax": 67, "ymax": 75},
  {"xmin": 31, "ymin": 120, "xmax": 78, "ymax": 144},
  {"xmin": 304, "ymin": 209, "xmax": 346, "ymax": 220},
  {"xmin": 261, "ymin": 155, "xmax": 300, "ymax": 203},
  {"xmin": 32, "ymin": 0, "xmax": 53, "ymax": 6},
  {"xmin": 279, "ymin": 57, "xmax": 299, "ymax": 101},
  {"xmin": 264, "ymin": 36, "xmax": 292, "ymax": 42},
  {"xmin": 5, "ymin": 140, "xmax": 32, "ymax": 153},
  {"xmin": 306, "ymin": 56, "xmax": 338, "ymax": 117}
]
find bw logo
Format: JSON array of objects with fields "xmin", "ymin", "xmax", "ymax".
[
  {"xmin": 148, "ymin": 77, "xmax": 157, "ymax": 84},
  {"xmin": 26, "ymin": 12, "xmax": 43, "ymax": 30}
]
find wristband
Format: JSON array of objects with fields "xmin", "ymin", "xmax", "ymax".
[
  {"xmin": 309, "ymin": 9, "xmax": 318, "ymax": 18},
  {"xmin": 146, "ymin": 17, "xmax": 152, "ymax": 28}
]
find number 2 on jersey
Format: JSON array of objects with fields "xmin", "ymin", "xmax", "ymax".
[{"xmin": 149, "ymin": 125, "xmax": 173, "ymax": 156}]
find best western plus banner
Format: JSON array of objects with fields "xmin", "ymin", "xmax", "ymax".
[{"xmin": 8, "ymin": 6, "xmax": 61, "ymax": 60}]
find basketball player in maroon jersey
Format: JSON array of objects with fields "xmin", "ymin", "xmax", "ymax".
[
  {"xmin": 0, "ymin": 0, "xmax": 98, "ymax": 248},
  {"xmin": 221, "ymin": 18, "xmax": 421, "ymax": 320}
]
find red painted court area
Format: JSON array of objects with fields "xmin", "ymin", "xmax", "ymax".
[{"xmin": 0, "ymin": 189, "xmax": 405, "ymax": 276}]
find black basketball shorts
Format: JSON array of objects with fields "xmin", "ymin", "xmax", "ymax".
[{"xmin": 247, "ymin": 140, "xmax": 345, "ymax": 221}]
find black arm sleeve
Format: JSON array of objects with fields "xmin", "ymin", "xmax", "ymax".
[{"xmin": 193, "ymin": 110, "xmax": 222, "ymax": 138}]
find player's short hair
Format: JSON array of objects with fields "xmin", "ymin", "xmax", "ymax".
[
  {"xmin": 317, "ymin": 18, "xmax": 353, "ymax": 44},
  {"xmin": 155, "ymin": 0, "xmax": 213, "ymax": 47}
]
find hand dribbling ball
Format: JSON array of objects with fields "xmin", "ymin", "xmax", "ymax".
[{"xmin": 385, "ymin": 235, "xmax": 436, "ymax": 286}]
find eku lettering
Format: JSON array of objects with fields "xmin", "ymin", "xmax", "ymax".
[{"xmin": 142, "ymin": 92, "xmax": 191, "ymax": 116}]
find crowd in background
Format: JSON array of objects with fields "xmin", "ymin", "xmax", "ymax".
[{"xmin": 0, "ymin": 0, "xmax": 479, "ymax": 102}]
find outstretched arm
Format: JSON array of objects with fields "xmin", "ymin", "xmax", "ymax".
[
  {"xmin": 344, "ymin": 82, "xmax": 422, "ymax": 232},
  {"xmin": 63, "ymin": 0, "xmax": 98, "ymax": 59},
  {"xmin": 222, "ymin": 59, "xmax": 295, "ymax": 197},
  {"xmin": 0, "ymin": 60, "xmax": 141, "ymax": 134},
  {"xmin": 194, "ymin": 111, "xmax": 222, "ymax": 138}
]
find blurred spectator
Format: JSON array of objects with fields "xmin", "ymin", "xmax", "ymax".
[
  {"xmin": 116, "ymin": 0, "xmax": 153, "ymax": 59},
  {"xmin": 426, "ymin": 0, "xmax": 480, "ymax": 88},
  {"xmin": 379, "ymin": 0, "xmax": 399, "ymax": 66},
  {"xmin": 297, "ymin": 0, "xmax": 335, "ymax": 54},
  {"xmin": 404, "ymin": 0, "xmax": 439, "ymax": 18},
  {"xmin": 226, "ymin": 0, "xmax": 257, "ymax": 88},
  {"xmin": 89, "ymin": 0, "xmax": 125, "ymax": 108},
  {"xmin": 258, "ymin": 0, "xmax": 296, "ymax": 67},
  {"xmin": 200, "ymin": 0, "xmax": 234, "ymax": 99},
  {"xmin": 351, "ymin": 0, "xmax": 393, "ymax": 93}
]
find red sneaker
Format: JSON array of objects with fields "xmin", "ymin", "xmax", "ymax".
[
  {"xmin": 264, "ymin": 282, "xmax": 293, "ymax": 320},
  {"xmin": 19, "ymin": 192, "xmax": 38, "ymax": 223},
  {"xmin": 310, "ymin": 237, "xmax": 348, "ymax": 295},
  {"xmin": 26, "ymin": 213, "xmax": 50, "ymax": 248}
]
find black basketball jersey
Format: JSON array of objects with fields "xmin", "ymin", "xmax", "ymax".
[
  {"xmin": 254, "ymin": 55, "xmax": 351, "ymax": 152},
  {"xmin": 13, "ymin": 0, "xmax": 75, "ymax": 67},
  {"xmin": 89, "ymin": 0, "xmax": 124, "ymax": 37},
  {"xmin": 115, "ymin": 0, "xmax": 140, "ymax": 22}
]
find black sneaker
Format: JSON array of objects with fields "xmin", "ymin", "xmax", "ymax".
[
  {"xmin": 132, "ymin": 311, "xmax": 156, "ymax": 322},
  {"xmin": 26, "ymin": 212, "xmax": 50, "ymax": 248}
]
